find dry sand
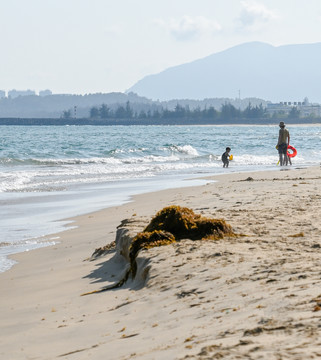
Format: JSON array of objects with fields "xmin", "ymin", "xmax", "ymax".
[{"xmin": 1, "ymin": 166, "xmax": 321, "ymax": 359}]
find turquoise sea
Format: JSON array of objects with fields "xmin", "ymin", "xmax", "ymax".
[{"xmin": 0, "ymin": 124, "xmax": 320, "ymax": 272}]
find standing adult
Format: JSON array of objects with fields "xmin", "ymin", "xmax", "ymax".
[{"xmin": 277, "ymin": 121, "xmax": 290, "ymax": 166}]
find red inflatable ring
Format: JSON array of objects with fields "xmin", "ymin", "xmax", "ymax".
[{"xmin": 287, "ymin": 145, "xmax": 297, "ymax": 158}]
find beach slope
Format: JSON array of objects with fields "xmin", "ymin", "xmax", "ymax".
[{"xmin": 1, "ymin": 167, "xmax": 321, "ymax": 359}]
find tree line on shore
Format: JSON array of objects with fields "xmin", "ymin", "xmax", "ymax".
[
  {"xmin": 1, "ymin": 100, "xmax": 318, "ymax": 125},
  {"xmin": 78, "ymin": 101, "xmax": 303, "ymax": 121}
]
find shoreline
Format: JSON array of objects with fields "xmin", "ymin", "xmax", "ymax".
[
  {"xmin": 0, "ymin": 173, "xmax": 216, "ymax": 273},
  {"xmin": 1, "ymin": 165, "xmax": 321, "ymax": 359},
  {"xmin": 0, "ymin": 166, "xmax": 286, "ymax": 273}
]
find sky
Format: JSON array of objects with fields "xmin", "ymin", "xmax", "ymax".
[{"xmin": 1, "ymin": 0, "xmax": 321, "ymax": 95}]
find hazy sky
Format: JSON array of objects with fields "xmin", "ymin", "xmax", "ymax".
[{"xmin": 1, "ymin": 0, "xmax": 321, "ymax": 95}]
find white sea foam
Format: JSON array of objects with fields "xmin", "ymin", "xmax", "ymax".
[{"xmin": 167, "ymin": 144, "xmax": 199, "ymax": 156}]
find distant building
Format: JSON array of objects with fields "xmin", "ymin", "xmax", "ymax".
[
  {"xmin": 0, "ymin": 90, "xmax": 5, "ymax": 99},
  {"xmin": 8, "ymin": 89, "xmax": 36, "ymax": 98},
  {"xmin": 39, "ymin": 89, "xmax": 52, "ymax": 97},
  {"xmin": 266, "ymin": 97, "xmax": 321, "ymax": 118}
]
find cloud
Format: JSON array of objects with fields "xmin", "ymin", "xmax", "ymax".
[
  {"xmin": 155, "ymin": 15, "xmax": 222, "ymax": 41},
  {"xmin": 237, "ymin": 0, "xmax": 278, "ymax": 29}
]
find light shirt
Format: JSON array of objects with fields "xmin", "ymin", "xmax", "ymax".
[{"xmin": 278, "ymin": 128, "xmax": 289, "ymax": 144}]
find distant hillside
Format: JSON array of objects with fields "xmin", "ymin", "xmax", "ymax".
[
  {"xmin": 0, "ymin": 90, "xmax": 266, "ymax": 118},
  {"xmin": 0, "ymin": 92, "xmax": 153, "ymax": 118},
  {"xmin": 127, "ymin": 42, "xmax": 321, "ymax": 102}
]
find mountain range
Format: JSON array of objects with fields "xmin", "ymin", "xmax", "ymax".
[{"xmin": 127, "ymin": 42, "xmax": 321, "ymax": 103}]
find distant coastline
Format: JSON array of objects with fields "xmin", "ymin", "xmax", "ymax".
[{"xmin": 0, "ymin": 117, "xmax": 320, "ymax": 126}]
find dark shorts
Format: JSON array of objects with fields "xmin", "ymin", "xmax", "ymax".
[{"xmin": 278, "ymin": 143, "xmax": 287, "ymax": 154}]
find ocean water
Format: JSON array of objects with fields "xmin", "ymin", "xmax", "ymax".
[{"xmin": 1, "ymin": 124, "xmax": 320, "ymax": 272}]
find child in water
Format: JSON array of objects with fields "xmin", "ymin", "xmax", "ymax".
[{"xmin": 221, "ymin": 147, "xmax": 231, "ymax": 168}]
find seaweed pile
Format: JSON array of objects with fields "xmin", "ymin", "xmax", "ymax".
[
  {"xmin": 129, "ymin": 206, "xmax": 235, "ymax": 277},
  {"xmin": 82, "ymin": 206, "xmax": 235, "ymax": 295}
]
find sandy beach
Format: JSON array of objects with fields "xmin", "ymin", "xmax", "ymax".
[{"xmin": 1, "ymin": 166, "xmax": 321, "ymax": 359}]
